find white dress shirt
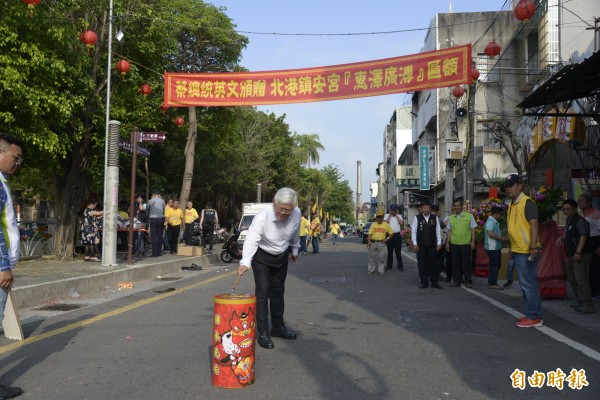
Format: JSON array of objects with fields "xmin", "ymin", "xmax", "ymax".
[
  {"xmin": 240, "ymin": 204, "xmax": 301, "ymax": 269},
  {"xmin": 384, "ymin": 213, "xmax": 403, "ymax": 233}
]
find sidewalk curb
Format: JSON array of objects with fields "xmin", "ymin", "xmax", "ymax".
[{"xmin": 12, "ymin": 254, "xmax": 222, "ymax": 309}]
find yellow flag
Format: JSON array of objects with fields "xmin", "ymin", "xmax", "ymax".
[
  {"xmin": 319, "ymin": 208, "xmax": 323, "ymax": 218},
  {"xmin": 311, "ymin": 202, "xmax": 317, "ymax": 212}
]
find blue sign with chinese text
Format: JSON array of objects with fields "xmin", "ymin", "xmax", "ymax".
[{"xmin": 419, "ymin": 145, "xmax": 429, "ymax": 190}]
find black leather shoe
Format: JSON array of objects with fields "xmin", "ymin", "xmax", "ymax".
[
  {"xmin": 0, "ymin": 384, "xmax": 23, "ymax": 399},
  {"xmin": 419, "ymin": 283, "xmax": 428, "ymax": 289},
  {"xmin": 257, "ymin": 333, "xmax": 274, "ymax": 349},
  {"xmin": 431, "ymin": 283, "xmax": 443, "ymax": 289},
  {"xmin": 271, "ymin": 326, "xmax": 297, "ymax": 340}
]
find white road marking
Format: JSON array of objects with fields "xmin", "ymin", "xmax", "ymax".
[{"xmin": 466, "ymin": 287, "xmax": 600, "ymax": 362}]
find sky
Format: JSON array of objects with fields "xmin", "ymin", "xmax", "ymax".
[{"xmin": 208, "ymin": 0, "xmax": 509, "ymax": 205}]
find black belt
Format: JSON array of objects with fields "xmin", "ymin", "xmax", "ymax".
[{"xmin": 371, "ymin": 240, "xmax": 384, "ymax": 242}]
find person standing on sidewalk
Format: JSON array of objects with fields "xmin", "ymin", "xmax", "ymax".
[
  {"xmin": 446, "ymin": 198, "xmax": 477, "ymax": 288},
  {"xmin": 0, "ymin": 133, "xmax": 24, "ymax": 399},
  {"xmin": 367, "ymin": 209, "xmax": 393, "ymax": 275},
  {"xmin": 411, "ymin": 200, "xmax": 442, "ymax": 289},
  {"xmin": 384, "ymin": 204, "xmax": 404, "ymax": 271},
  {"xmin": 147, "ymin": 190, "xmax": 166, "ymax": 257},
  {"xmin": 237, "ymin": 188, "xmax": 301, "ymax": 350},
  {"xmin": 200, "ymin": 201, "xmax": 219, "ymax": 254},
  {"xmin": 558, "ymin": 199, "xmax": 594, "ymax": 314},
  {"xmin": 183, "ymin": 201, "xmax": 199, "ymax": 246},
  {"xmin": 166, "ymin": 200, "xmax": 183, "ymax": 254},
  {"xmin": 299, "ymin": 213, "xmax": 310, "ymax": 255},
  {"xmin": 485, "ymin": 206, "xmax": 506, "ymax": 290},
  {"xmin": 578, "ymin": 193, "xmax": 600, "ymax": 302},
  {"xmin": 505, "ymin": 174, "xmax": 543, "ymax": 328}
]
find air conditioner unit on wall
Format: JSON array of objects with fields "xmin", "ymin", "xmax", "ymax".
[{"xmin": 444, "ymin": 141, "xmax": 464, "ymax": 160}]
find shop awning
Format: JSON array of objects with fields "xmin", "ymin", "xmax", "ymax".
[{"xmin": 517, "ymin": 51, "xmax": 600, "ymax": 110}]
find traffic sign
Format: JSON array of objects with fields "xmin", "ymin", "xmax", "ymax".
[
  {"xmin": 139, "ymin": 132, "xmax": 166, "ymax": 143},
  {"xmin": 119, "ymin": 140, "xmax": 150, "ymax": 157}
]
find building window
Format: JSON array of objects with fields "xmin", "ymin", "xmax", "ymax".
[{"xmin": 476, "ymin": 53, "xmax": 499, "ymax": 82}]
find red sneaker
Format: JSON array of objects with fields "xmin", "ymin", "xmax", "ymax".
[{"xmin": 516, "ymin": 318, "xmax": 543, "ymax": 328}]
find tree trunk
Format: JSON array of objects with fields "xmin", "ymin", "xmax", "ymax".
[
  {"xmin": 179, "ymin": 106, "xmax": 198, "ymax": 206},
  {"xmin": 52, "ymin": 141, "xmax": 91, "ymax": 259}
]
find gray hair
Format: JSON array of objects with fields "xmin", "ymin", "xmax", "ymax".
[
  {"xmin": 273, "ymin": 187, "xmax": 298, "ymax": 206},
  {"xmin": 578, "ymin": 193, "xmax": 593, "ymax": 203}
]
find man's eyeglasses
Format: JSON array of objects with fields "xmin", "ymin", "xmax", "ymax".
[
  {"xmin": 562, "ymin": 207, "xmax": 573, "ymax": 212},
  {"xmin": 275, "ymin": 205, "xmax": 293, "ymax": 215},
  {"xmin": 2, "ymin": 150, "xmax": 24, "ymax": 166}
]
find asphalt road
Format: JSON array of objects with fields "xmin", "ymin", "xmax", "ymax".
[{"xmin": 1, "ymin": 236, "xmax": 599, "ymax": 399}]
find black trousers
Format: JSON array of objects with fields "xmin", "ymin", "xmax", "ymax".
[
  {"xmin": 184, "ymin": 223, "xmax": 194, "ymax": 246},
  {"xmin": 202, "ymin": 225, "xmax": 215, "ymax": 250},
  {"xmin": 417, "ymin": 245, "xmax": 438, "ymax": 284},
  {"xmin": 451, "ymin": 244, "xmax": 472, "ymax": 283},
  {"xmin": 386, "ymin": 232, "xmax": 404, "ymax": 269},
  {"xmin": 252, "ymin": 247, "xmax": 289, "ymax": 334},
  {"xmin": 167, "ymin": 225, "xmax": 180, "ymax": 253},
  {"xmin": 149, "ymin": 218, "xmax": 165, "ymax": 257}
]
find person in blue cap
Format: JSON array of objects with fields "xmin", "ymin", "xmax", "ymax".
[{"xmin": 384, "ymin": 204, "xmax": 405, "ymax": 271}]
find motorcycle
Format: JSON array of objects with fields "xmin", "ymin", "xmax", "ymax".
[{"xmin": 220, "ymin": 229, "xmax": 242, "ymax": 263}]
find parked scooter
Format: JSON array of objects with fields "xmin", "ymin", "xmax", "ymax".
[{"xmin": 220, "ymin": 229, "xmax": 242, "ymax": 263}]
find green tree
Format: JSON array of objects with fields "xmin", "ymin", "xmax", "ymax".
[
  {"xmin": 0, "ymin": 0, "xmax": 245, "ymax": 258},
  {"xmin": 293, "ymin": 133, "xmax": 324, "ymax": 168}
]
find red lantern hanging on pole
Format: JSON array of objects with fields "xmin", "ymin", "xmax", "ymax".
[
  {"xmin": 514, "ymin": 0, "xmax": 535, "ymax": 23},
  {"xmin": 116, "ymin": 59, "xmax": 131, "ymax": 78},
  {"xmin": 452, "ymin": 85, "xmax": 465, "ymax": 98},
  {"xmin": 80, "ymin": 30, "xmax": 98, "ymax": 56},
  {"xmin": 22, "ymin": 0, "xmax": 41, "ymax": 16},
  {"xmin": 175, "ymin": 116, "xmax": 185, "ymax": 127},
  {"xmin": 471, "ymin": 67, "xmax": 480, "ymax": 82},
  {"xmin": 484, "ymin": 41, "xmax": 501, "ymax": 58},
  {"xmin": 140, "ymin": 84, "xmax": 152, "ymax": 96}
]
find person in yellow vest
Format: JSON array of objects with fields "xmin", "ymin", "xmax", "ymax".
[
  {"xmin": 330, "ymin": 220, "xmax": 341, "ymax": 246},
  {"xmin": 183, "ymin": 201, "xmax": 199, "ymax": 246},
  {"xmin": 299, "ymin": 213, "xmax": 310, "ymax": 255},
  {"xmin": 367, "ymin": 209, "xmax": 393, "ymax": 275},
  {"xmin": 166, "ymin": 200, "xmax": 184, "ymax": 254},
  {"xmin": 446, "ymin": 198, "xmax": 477, "ymax": 288},
  {"xmin": 309, "ymin": 211, "xmax": 321, "ymax": 255},
  {"xmin": 505, "ymin": 174, "xmax": 543, "ymax": 328}
]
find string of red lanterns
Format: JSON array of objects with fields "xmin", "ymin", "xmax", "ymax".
[{"xmin": 175, "ymin": 116, "xmax": 185, "ymax": 127}]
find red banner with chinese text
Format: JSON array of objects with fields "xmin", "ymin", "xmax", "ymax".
[{"xmin": 164, "ymin": 44, "xmax": 472, "ymax": 107}]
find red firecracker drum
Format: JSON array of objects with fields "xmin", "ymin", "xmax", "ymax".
[{"xmin": 212, "ymin": 294, "xmax": 256, "ymax": 388}]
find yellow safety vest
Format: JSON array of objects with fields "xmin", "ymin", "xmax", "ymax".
[{"xmin": 507, "ymin": 193, "xmax": 539, "ymax": 254}]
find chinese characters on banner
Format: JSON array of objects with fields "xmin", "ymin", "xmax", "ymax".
[
  {"xmin": 164, "ymin": 45, "xmax": 472, "ymax": 107},
  {"xmin": 419, "ymin": 145, "xmax": 430, "ymax": 190}
]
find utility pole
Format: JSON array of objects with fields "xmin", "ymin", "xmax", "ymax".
[{"xmin": 464, "ymin": 81, "xmax": 476, "ymax": 205}]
